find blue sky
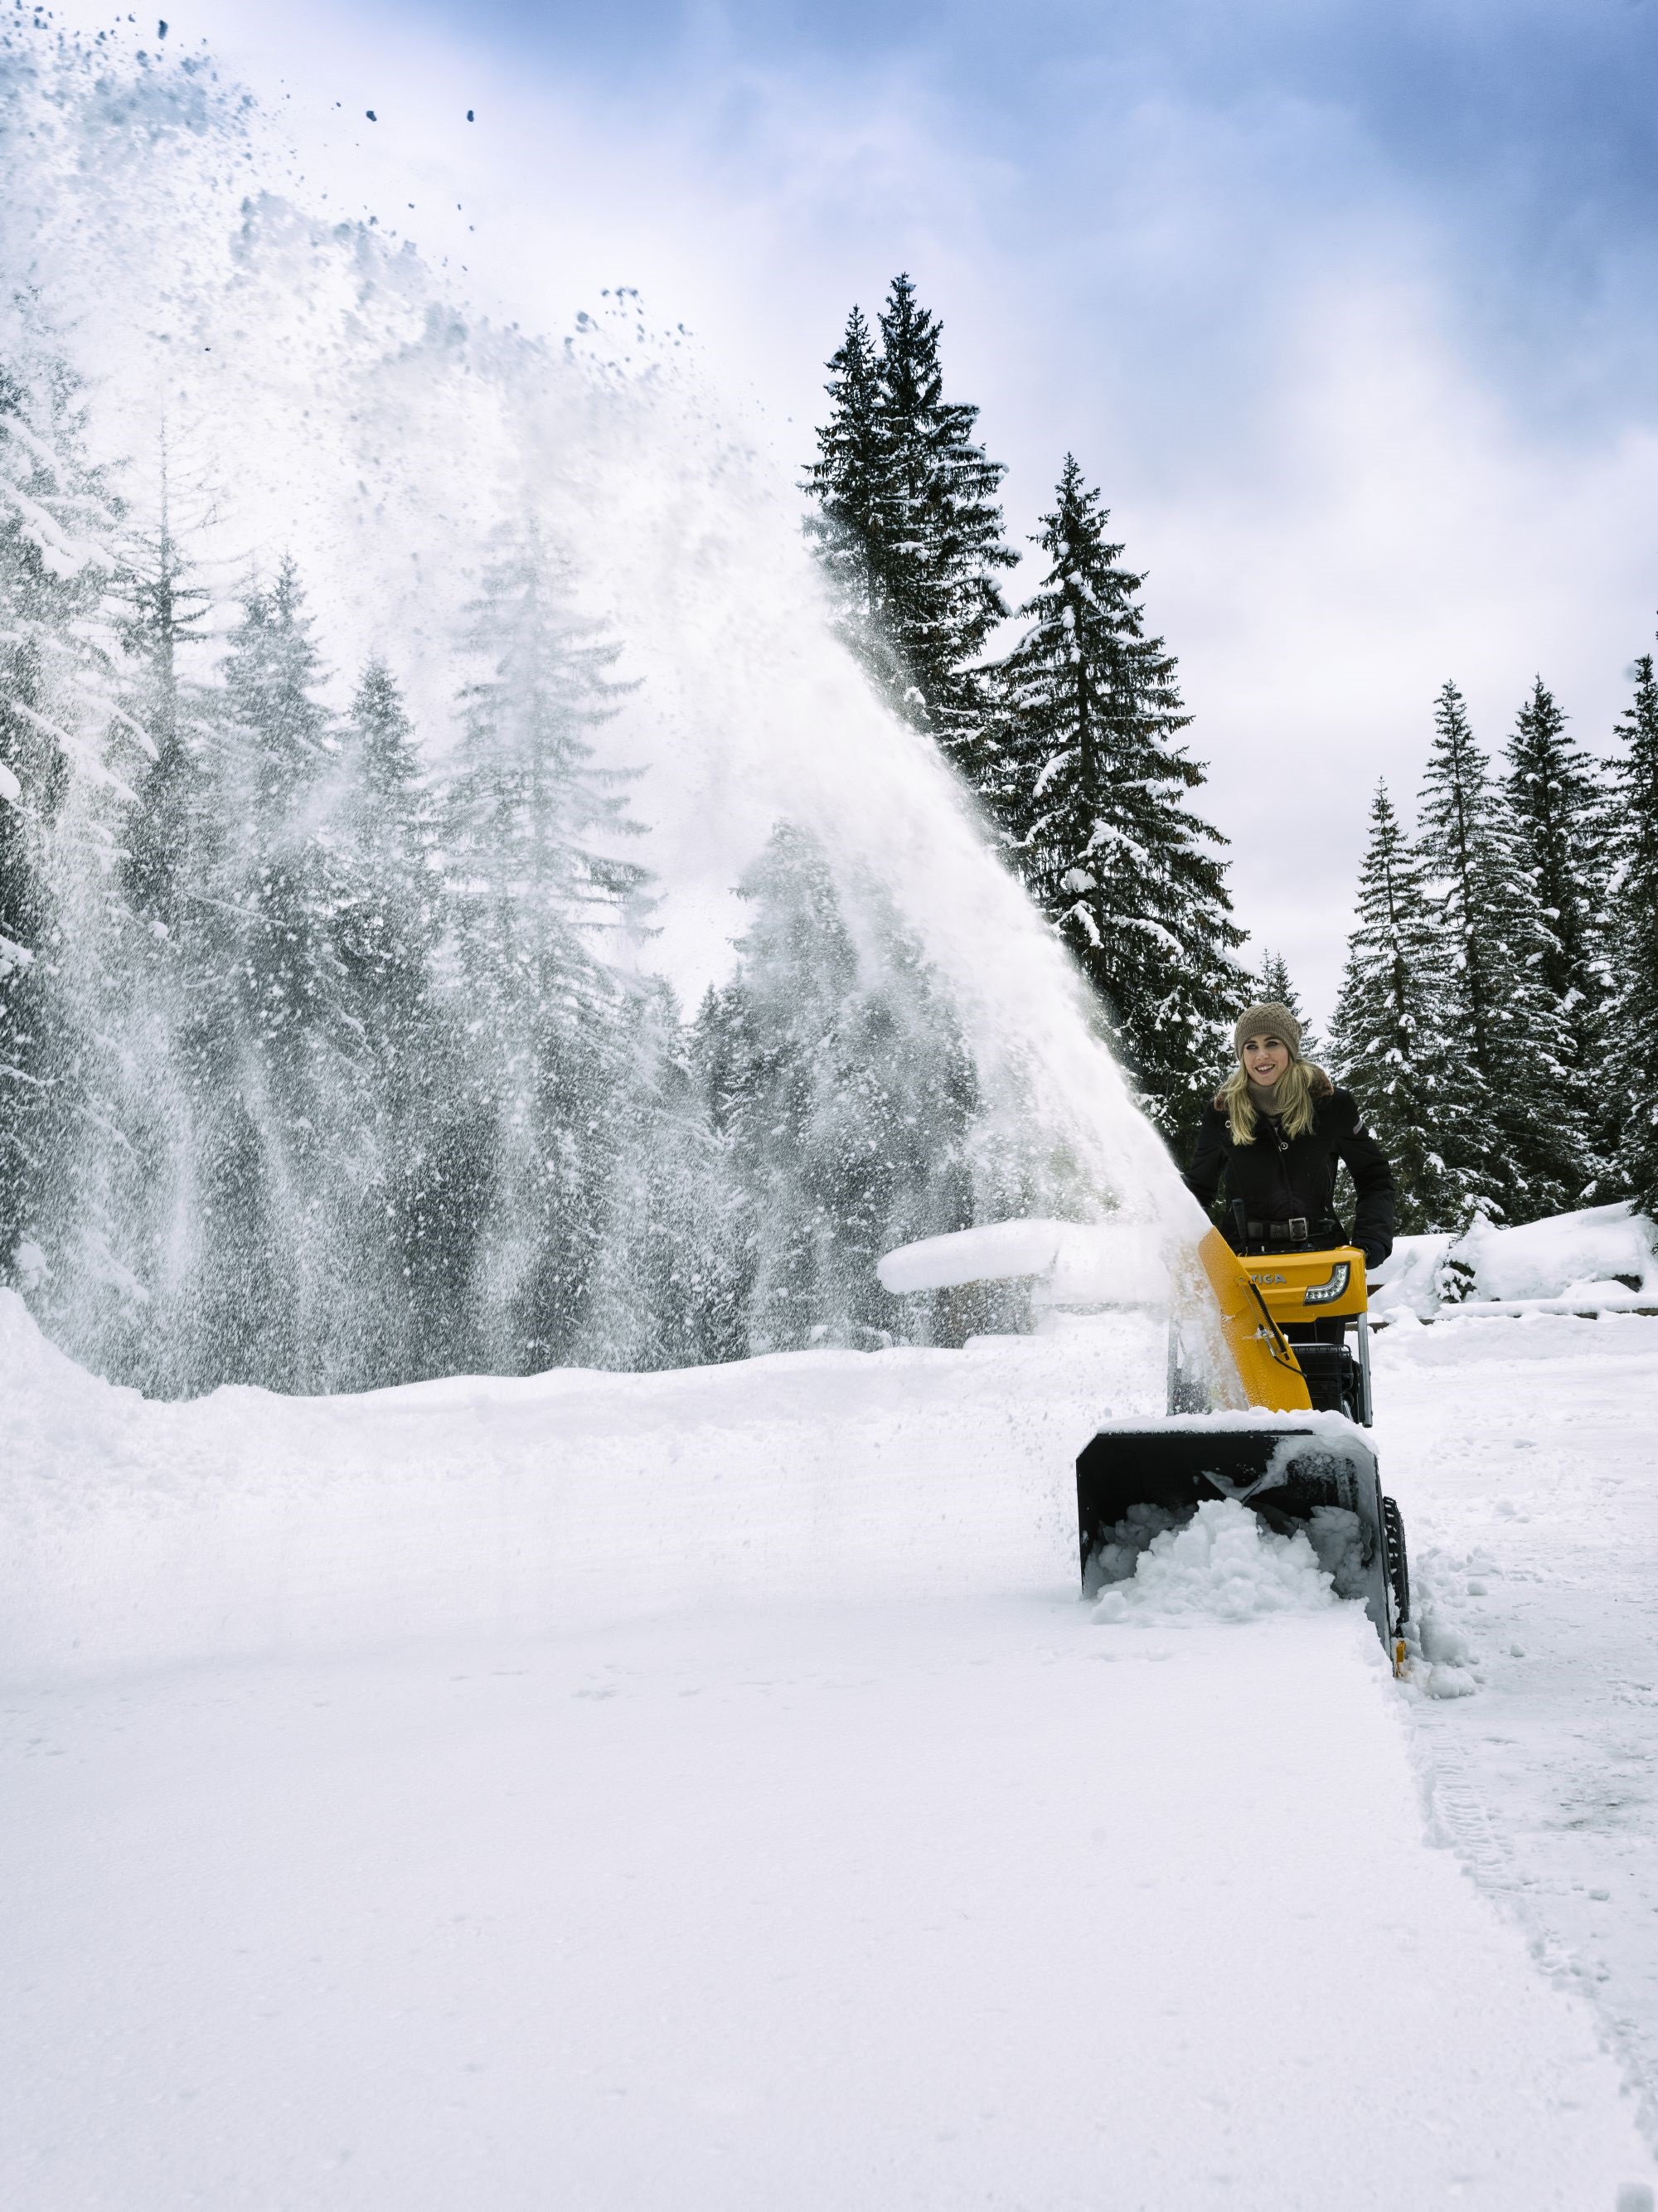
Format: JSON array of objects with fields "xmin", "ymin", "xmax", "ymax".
[
  {"xmin": 404, "ymin": 0, "xmax": 1658, "ymax": 425},
  {"xmin": 109, "ymin": 0, "xmax": 1658, "ymax": 1014}
]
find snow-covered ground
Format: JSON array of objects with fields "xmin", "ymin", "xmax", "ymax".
[
  {"xmin": 4, "ymin": 1291, "xmax": 1657, "ymax": 2210},
  {"xmin": 1381, "ymin": 1313, "xmax": 1658, "ymax": 2147}
]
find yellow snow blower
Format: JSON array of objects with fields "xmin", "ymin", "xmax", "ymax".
[{"xmin": 1076, "ymin": 1229, "xmax": 1409, "ymax": 1667}]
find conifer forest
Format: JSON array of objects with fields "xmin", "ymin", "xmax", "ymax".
[{"xmin": 4, "ymin": 263, "xmax": 1657, "ymax": 1395}]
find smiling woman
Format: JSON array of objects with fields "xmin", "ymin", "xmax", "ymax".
[{"xmin": 1185, "ymin": 999, "xmax": 1396, "ymax": 1318}]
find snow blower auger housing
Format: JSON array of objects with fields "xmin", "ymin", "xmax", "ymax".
[{"xmin": 1076, "ymin": 1230, "xmax": 1410, "ymax": 1669}]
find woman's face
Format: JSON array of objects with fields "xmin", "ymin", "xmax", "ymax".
[{"xmin": 1243, "ymin": 1034, "xmax": 1291, "ymax": 1087}]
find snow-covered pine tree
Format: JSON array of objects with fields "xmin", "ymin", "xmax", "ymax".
[
  {"xmin": 0, "ymin": 318, "xmax": 145, "ymax": 1327},
  {"xmin": 1603, "ymin": 653, "xmax": 1658, "ymax": 1208},
  {"xmin": 1415, "ymin": 680, "xmax": 1581, "ymax": 1224},
  {"xmin": 992, "ymin": 455, "xmax": 1244, "ymax": 1148},
  {"xmin": 709, "ymin": 822, "xmax": 986, "ymax": 1353},
  {"xmin": 73, "ymin": 460, "xmax": 227, "ymax": 1390},
  {"xmin": 805, "ymin": 275, "xmax": 1016, "ymax": 784},
  {"xmin": 320, "ymin": 659, "xmax": 465, "ymax": 1383},
  {"xmin": 1503, "ymin": 676, "xmax": 1607, "ymax": 1183},
  {"xmin": 443, "ymin": 521, "xmax": 650, "ymax": 1373},
  {"xmin": 802, "ymin": 305, "xmax": 894, "ymax": 682},
  {"xmin": 1326, "ymin": 783, "xmax": 1451, "ymax": 1233},
  {"xmin": 682, "ymin": 980, "xmax": 759, "ymax": 1362},
  {"xmin": 578, "ymin": 977, "xmax": 747, "ymax": 1372},
  {"xmin": 176, "ymin": 555, "xmax": 369, "ymax": 1390},
  {"xmin": 1255, "ymin": 951, "xmax": 1320, "ymax": 1068},
  {"xmin": 119, "ymin": 441, "xmax": 214, "ymax": 936}
]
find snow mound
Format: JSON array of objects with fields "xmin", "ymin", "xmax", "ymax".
[
  {"xmin": 1372, "ymin": 1203, "xmax": 1658, "ymax": 1319},
  {"xmin": 1459, "ymin": 1203, "xmax": 1657, "ymax": 1303},
  {"xmin": 1092, "ymin": 1498, "xmax": 1342, "ymax": 1626}
]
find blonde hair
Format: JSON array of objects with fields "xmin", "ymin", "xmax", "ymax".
[{"xmin": 1219, "ymin": 1053, "xmax": 1320, "ymax": 1145}]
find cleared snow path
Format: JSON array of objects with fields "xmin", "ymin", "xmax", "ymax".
[
  {"xmin": 1379, "ymin": 1313, "xmax": 1658, "ymax": 2151},
  {"xmin": 2, "ymin": 1294, "xmax": 1654, "ymax": 2209}
]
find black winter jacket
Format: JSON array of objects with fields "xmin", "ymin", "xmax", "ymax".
[{"xmin": 1184, "ymin": 1074, "xmax": 1396, "ymax": 1267}]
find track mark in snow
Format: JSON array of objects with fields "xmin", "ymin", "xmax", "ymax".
[
  {"xmin": 1379, "ymin": 1315, "xmax": 1658, "ymax": 2156},
  {"xmin": 1420, "ymin": 1715, "xmax": 1517, "ymax": 1887}
]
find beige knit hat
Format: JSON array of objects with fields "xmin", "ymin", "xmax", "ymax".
[{"xmin": 1234, "ymin": 1002, "xmax": 1302, "ymax": 1059}]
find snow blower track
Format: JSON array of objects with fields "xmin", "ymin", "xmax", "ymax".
[{"xmin": 2, "ymin": 1293, "xmax": 1654, "ymax": 2210}]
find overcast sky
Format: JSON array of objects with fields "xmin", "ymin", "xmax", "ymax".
[{"xmin": 101, "ymin": 0, "xmax": 1658, "ymax": 1021}]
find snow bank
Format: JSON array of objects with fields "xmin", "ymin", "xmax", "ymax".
[
  {"xmin": 0, "ymin": 1289, "xmax": 1166, "ymax": 1684},
  {"xmin": 877, "ymin": 1219, "xmax": 1170, "ymax": 1307},
  {"xmin": 1457, "ymin": 1203, "xmax": 1658, "ymax": 1302},
  {"xmin": 1091, "ymin": 1497, "xmax": 1349, "ymax": 1625},
  {"xmin": 1372, "ymin": 1204, "xmax": 1658, "ymax": 1320},
  {"xmin": 1369, "ymin": 1233, "xmax": 1453, "ymax": 1319}
]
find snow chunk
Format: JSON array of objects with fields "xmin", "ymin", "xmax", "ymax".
[
  {"xmin": 12, "ymin": 1241, "xmax": 49, "ymax": 1288},
  {"xmin": 878, "ymin": 1219, "xmax": 1170, "ymax": 1306},
  {"xmin": 878, "ymin": 1220, "xmax": 1064, "ymax": 1292},
  {"xmin": 1092, "ymin": 1498, "xmax": 1340, "ymax": 1626}
]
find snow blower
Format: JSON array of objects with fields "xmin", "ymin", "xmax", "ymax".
[{"xmin": 1076, "ymin": 1230, "xmax": 1410, "ymax": 1669}]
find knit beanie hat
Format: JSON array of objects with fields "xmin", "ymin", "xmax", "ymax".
[{"xmin": 1234, "ymin": 1002, "xmax": 1302, "ymax": 1060}]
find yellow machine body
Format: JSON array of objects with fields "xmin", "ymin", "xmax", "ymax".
[
  {"xmin": 1244, "ymin": 1244, "xmax": 1370, "ymax": 1327},
  {"xmin": 1195, "ymin": 1227, "xmax": 1311, "ymax": 1410},
  {"xmin": 1196, "ymin": 1231, "xmax": 1370, "ymax": 1409}
]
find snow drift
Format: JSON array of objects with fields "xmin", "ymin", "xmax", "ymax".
[
  {"xmin": 0, "ymin": 1288, "xmax": 1166, "ymax": 1683},
  {"xmin": 1374, "ymin": 1202, "xmax": 1658, "ymax": 1319}
]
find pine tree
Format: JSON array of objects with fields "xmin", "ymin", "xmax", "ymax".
[
  {"xmin": 75, "ymin": 460, "xmax": 226, "ymax": 1389},
  {"xmin": 710, "ymin": 822, "xmax": 988, "ymax": 1354},
  {"xmin": 806, "ymin": 275, "xmax": 1016, "ymax": 780},
  {"xmin": 1326, "ymin": 783, "xmax": 1450, "ymax": 1232},
  {"xmin": 172, "ymin": 555, "xmax": 362, "ymax": 1389},
  {"xmin": 119, "ymin": 441, "xmax": 213, "ymax": 934},
  {"xmin": 1503, "ymin": 676, "xmax": 1607, "ymax": 1179},
  {"xmin": 320, "ymin": 660, "xmax": 463, "ymax": 1383},
  {"xmin": 0, "ymin": 318, "xmax": 138, "ymax": 1320},
  {"xmin": 443, "ymin": 521, "xmax": 650, "ymax": 1372},
  {"xmin": 1416, "ymin": 680, "xmax": 1579, "ymax": 1224},
  {"xmin": 579, "ymin": 980, "xmax": 746, "ymax": 1372},
  {"xmin": 992, "ymin": 455, "xmax": 1244, "ymax": 1148},
  {"xmin": 1603, "ymin": 653, "xmax": 1658, "ymax": 1207},
  {"xmin": 802, "ymin": 305, "xmax": 887, "ymax": 655},
  {"xmin": 1255, "ymin": 951, "xmax": 1320, "ymax": 1067}
]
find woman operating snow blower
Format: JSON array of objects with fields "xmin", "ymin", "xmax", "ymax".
[
  {"xmin": 1074, "ymin": 1001, "xmax": 1412, "ymax": 1664},
  {"xmin": 1185, "ymin": 1003, "xmax": 1396, "ymax": 1347}
]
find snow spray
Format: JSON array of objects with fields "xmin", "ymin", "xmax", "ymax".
[{"xmin": 0, "ymin": 20, "xmax": 1214, "ymax": 1384}]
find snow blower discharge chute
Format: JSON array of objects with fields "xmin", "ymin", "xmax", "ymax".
[{"xmin": 1074, "ymin": 1231, "xmax": 1411, "ymax": 1672}]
